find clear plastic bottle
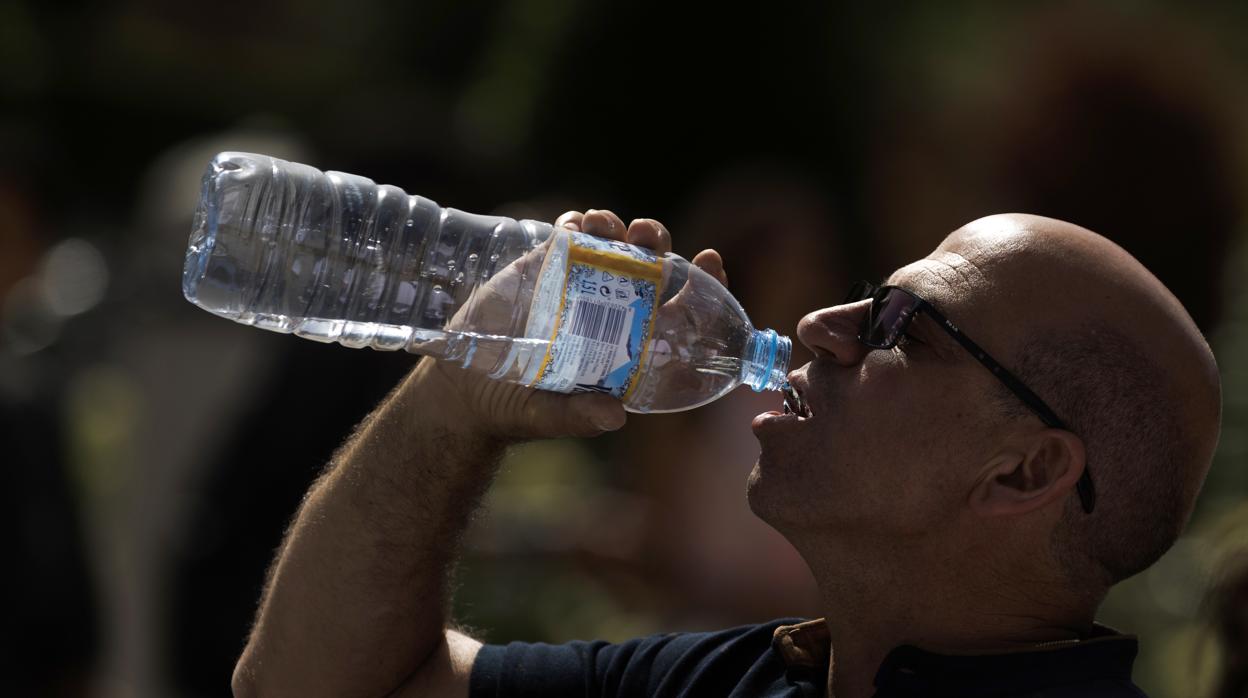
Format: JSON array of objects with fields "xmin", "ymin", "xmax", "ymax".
[{"xmin": 182, "ymin": 152, "xmax": 791, "ymax": 413}]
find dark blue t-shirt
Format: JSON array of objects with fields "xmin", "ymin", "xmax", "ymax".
[
  {"xmin": 468, "ymin": 618, "xmax": 1146, "ymax": 697},
  {"xmin": 470, "ymin": 619, "xmax": 820, "ymax": 697}
]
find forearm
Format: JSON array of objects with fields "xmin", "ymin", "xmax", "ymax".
[
  {"xmin": 227, "ymin": 208, "xmax": 683, "ymax": 696},
  {"xmin": 234, "ymin": 359, "xmax": 506, "ymax": 697}
]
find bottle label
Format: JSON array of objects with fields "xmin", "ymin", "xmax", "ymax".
[{"xmin": 529, "ymin": 232, "xmax": 663, "ymax": 398}]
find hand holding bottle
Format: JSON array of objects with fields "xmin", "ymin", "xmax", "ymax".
[{"xmin": 418, "ymin": 208, "xmax": 728, "ymax": 441}]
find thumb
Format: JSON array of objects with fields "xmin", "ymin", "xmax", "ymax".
[
  {"xmin": 510, "ymin": 390, "xmax": 627, "ymax": 439},
  {"xmin": 691, "ymin": 248, "xmax": 728, "ymax": 287},
  {"xmin": 563, "ymin": 393, "xmax": 628, "ymax": 437}
]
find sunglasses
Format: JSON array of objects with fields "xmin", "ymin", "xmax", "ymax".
[{"xmin": 844, "ymin": 281, "xmax": 1096, "ymax": 514}]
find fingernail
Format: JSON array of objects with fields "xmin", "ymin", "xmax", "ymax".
[
  {"xmin": 584, "ymin": 210, "xmax": 612, "ymax": 233},
  {"xmin": 592, "ymin": 411, "xmax": 624, "ymax": 431},
  {"xmin": 563, "ymin": 221, "xmax": 580, "ymax": 231}
]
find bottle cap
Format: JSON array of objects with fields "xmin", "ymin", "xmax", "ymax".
[{"xmin": 744, "ymin": 328, "xmax": 792, "ymax": 392}]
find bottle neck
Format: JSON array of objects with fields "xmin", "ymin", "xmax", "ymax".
[{"xmin": 742, "ymin": 328, "xmax": 792, "ymax": 392}]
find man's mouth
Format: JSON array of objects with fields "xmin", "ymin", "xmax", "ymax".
[
  {"xmin": 752, "ymin": 374, "xmax": 815, "ymax": 433},
  {"xmin": 782, "ymin": 381, "xmax": 813, "ymax": 419}
]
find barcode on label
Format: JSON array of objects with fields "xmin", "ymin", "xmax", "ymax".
[{"xmin": 570, "ymin": 301, "xmax": 628, "ymax": 346}]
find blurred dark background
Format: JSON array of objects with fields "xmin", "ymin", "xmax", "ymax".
[{"xmin": 4, "ymin": 1, "xmax": 1248, "ymax": 696}]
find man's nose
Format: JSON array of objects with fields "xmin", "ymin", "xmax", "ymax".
[{"xmin": 796, "ymin": 299, "xmax": 873, "ymax": 365}]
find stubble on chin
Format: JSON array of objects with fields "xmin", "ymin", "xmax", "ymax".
[
  {"xmin": 745, "ymin": 460, "xmax": 784, "ymax": 527},
  {"xmin": 745, "ymin": 443, "xmax": 838, "ymax": 538}
]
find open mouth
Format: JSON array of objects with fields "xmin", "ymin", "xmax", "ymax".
[{"xmin": 782, "ymin": 382, "xmax": 813, "ymax": 418}]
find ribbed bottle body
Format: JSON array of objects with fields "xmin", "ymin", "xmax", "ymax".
[{"xmin": 183, "ymin": 152, "xmax": 551, "ymax": 367}]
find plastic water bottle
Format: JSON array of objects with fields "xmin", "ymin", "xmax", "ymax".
[{"xmin": 182, "ymin": 152, "xmax": 791, "ymax": 413}]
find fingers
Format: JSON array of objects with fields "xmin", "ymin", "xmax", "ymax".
[
  {"xmin": 555, "ymin": 209, "xmax": 672, "ymax": 255},
  {"xmin": 555, "ymin": 210, "xmax": 584, "ymax": 232},
  {"xmin": 692, "ymin": 249, "xmax": 728, "ymax": 287},
  {"xmin": 625, "ymin": 218, "xmax": 672, "ymax": 255},
  {"xmin": 581, "ymin": 209, "xmax": 629, "ymax": 242}
]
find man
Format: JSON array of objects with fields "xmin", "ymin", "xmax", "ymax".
[{"xmin": 232, "ymin": 211, "xmax": 1222, "ymax": 697}]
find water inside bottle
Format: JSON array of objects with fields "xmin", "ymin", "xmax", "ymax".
[{"xmin": 276, "ymin": 315, "xmax": 549, "ymax": 373}]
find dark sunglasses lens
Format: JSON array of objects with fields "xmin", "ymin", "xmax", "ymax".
[{"xmin": 864, "ymin": 288, "xmax": 917, "ymax": 347}]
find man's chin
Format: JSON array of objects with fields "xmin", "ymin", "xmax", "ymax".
[
  {"xmin": 745, "ymin": 461, "xmax": 783, "ymax": 525},
  {"xmin": 746, "ymin": 451, "xmax": 837, "ymax": 537},
  {"xmin": 746, "ymin": 460, "xmax": 762, "ymax": 492}
]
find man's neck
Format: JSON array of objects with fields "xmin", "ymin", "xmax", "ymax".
[{"xmin": 799, "ymin": 541, "xmax": 1100, "ymax": 698}]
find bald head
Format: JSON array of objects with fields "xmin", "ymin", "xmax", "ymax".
[
  {"xmin": 939, "ymin": 214, "xmax": 1222, "ymax": 584},
  {"xmin": 936, "ymin": 214, "xmax": 1213, "ymax": 370}
]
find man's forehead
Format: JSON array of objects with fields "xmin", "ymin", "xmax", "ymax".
[{"xmin": 884, "ymin": 251, "xmax": 990, "ymax": 305}]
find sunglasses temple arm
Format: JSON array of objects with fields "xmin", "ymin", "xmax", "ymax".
[{"xmin": 924, "ymin": 304, "xmax": 1097, "ymax": 514}]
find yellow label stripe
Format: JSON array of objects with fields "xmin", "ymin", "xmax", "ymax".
[{"xmin": 569, "ymin": 246, "xmax": 664, "ymax": 280}]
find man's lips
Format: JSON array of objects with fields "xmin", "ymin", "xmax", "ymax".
[
  {"xmin": 751, "ymin": 410, "xmax": 803, "ymax": 432},
  {"xmin": 753, "ymin": 377, "xmax": 813, "ymax": 433},
  {"xmin": 751, "ymin": 367, "xmax": 820, "ymax": 435}
]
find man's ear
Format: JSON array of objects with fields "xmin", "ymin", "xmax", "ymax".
[{"xmin": 968, "ymin": 429, "xmax": 1087, "ymax": 517}]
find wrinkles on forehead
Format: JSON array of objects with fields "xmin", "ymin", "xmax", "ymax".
[
  {"xmin": 880, "ymin": 240, "xmax": 1019, "ymax": 363},
  {"xmin": 886, "ymin": 250, "xmax": 992, "ymax": 308}
]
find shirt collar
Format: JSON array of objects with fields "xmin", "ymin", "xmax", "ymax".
[{"xmin": 772, "ymin": 618, "xmax": 1139, "ymax": 697}]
